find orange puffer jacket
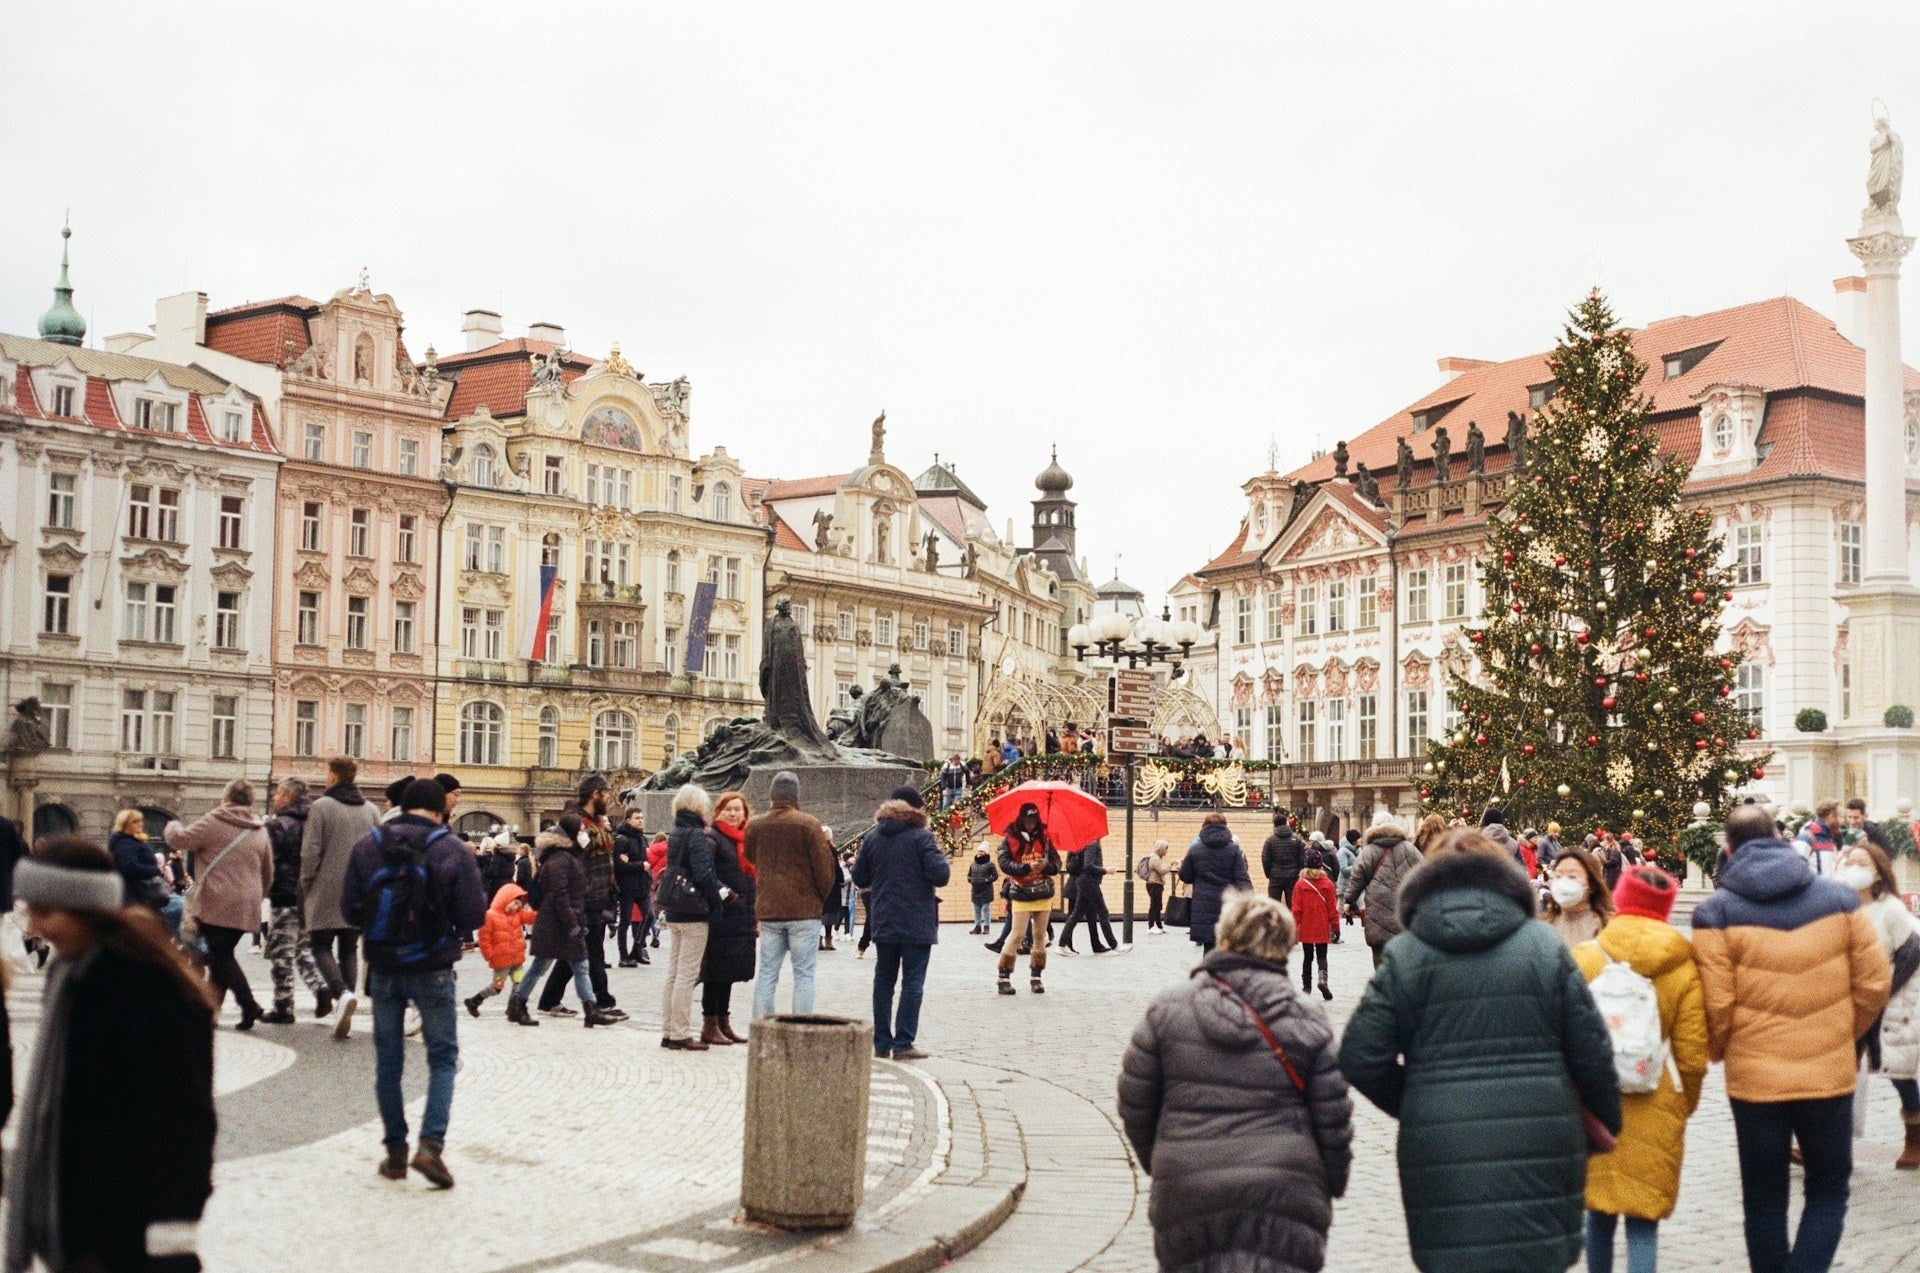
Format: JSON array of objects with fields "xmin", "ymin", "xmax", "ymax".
[{"xmin": 477, "ymin": 882, "xmax": 537, "ymax": 971}]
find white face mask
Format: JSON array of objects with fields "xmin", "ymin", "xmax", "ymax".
[
  {"xmin": 1837, "ymin": 864, "xmax": 1877, "ymax": 892},
  {"xmin": 576, "ymin": 831, "xmax": 590, "ymax": 848},
  {"xmin": 1549, "ymin": 877, "xmax": 1589, "ymax": 908}
]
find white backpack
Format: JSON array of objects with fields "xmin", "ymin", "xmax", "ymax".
[{"xmin": 1589, "ymin": 951, "xmax": 1678, "ymax": 1095}]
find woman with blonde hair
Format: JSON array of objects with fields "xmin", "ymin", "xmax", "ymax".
[
  {"xmin": 659, "ymin": 785, "xmax": 727, "ymax": 1050},
  {"xmin": 1119, "ymin": 890, "xmax": 1352, "ymax": 1271},
  {"xmin": 699, "ymin": 791, "xmax": 758, "ymax": 1046},
  {"xmin": 1413, "ymin": 812, "xmax": 1447, "ymax": 853},
  {"xmin": 1544, "ymin": 844, "xmax": 1614, "ymax": 947}
]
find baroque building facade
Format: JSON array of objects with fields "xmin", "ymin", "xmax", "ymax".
[
  {"xmin": 123, "ymin": 283, "xmax": 451, "ymax": 790},
  {"xmin": 1192, "ymin": 291, "xmax": 1920, "ymax": 827},
  {"xmin": 430, "ymin": 322, "xmax": 767, "ymax": 832},
  {"xmin": 0, "ymin": 232, "xmax": 280, "ymax": 837}
]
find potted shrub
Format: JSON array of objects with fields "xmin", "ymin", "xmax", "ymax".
[
  {"xmin": 1886, "ymin": 704, "xmax": 1915, "ymax": 730},
  {"xmin": 1794, "ymin": 708, "xmax": 1829, "ymax": 733}
]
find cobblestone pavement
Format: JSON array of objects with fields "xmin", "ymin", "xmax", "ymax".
[{"xmin": 12, "ymin": 918, "xmax": 1920, "ymax": 1272}]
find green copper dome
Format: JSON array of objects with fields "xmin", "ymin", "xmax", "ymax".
[{"xmin": 38, "ymin": 224, "xmax": 86, "ymax": 347}]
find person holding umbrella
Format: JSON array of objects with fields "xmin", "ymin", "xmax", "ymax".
[{"xmin": 995, "ymin": 804, "xmax": 1061, "ymax": 995}]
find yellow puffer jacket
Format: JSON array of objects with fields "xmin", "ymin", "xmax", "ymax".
[{"xmin": 1572, "ymin": 915, "xmax": 1709, "ymax": 1220}]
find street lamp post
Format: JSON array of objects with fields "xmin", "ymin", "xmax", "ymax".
[{"xmin": 1068, "ymin": 606, "xmax": 1203, "ymax": 946}]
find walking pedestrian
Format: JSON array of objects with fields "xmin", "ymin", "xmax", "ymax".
[
  {"xmin": 995, "ymin": 802, "xmax": 1060, "ymax": 995},
  {"xmin": 1692, "ymin": 803, "xmax": 1890, "ymax": 1273},
  {"xmin": 301, "ymin": 755, "xmax": 380, "ymax": 1038},
  {"xmin": 1835, "ymin": 840, "xmax": 1920, "ymax": 1168},
  {"xmin": 614, "ymin": 807, "xmax": 652, "ymax": 967},
  {"xmin": 510, "ymin": 818, "xmax": 615, "ymax": 1028},
  {"xmin": 1545, "ymin": 845, "xmax": 1613, "ymax": 947},
  {"xmin": 466, "ymin": 880, "xmax": 536, "ymax": 1020},
  {"xmin": 1290, "ymin": 848, "xmax": 1338, "ymax": 1001},
  {"xmin": 262, "ymin": 778, "xmax": 330, "ymax": 1024},
  {"xmin": 1117, "ymin": 891, "xmax": 1352, "ymax": 1272},
  {"xmin": 1341, "ymin": 812, "xmax": 1422, "ymax": 970},
  {"xmin": 747, "ymin": 772, "xmax": 837, "ymax": 1020},
  {"xmin": 699, "ymin": 792, "xmax": 759, "ymax": 1046},
  {"xmin": 1141, "ymin": 840, "xmax": 1172, "ymax": 933},
  {"xmin": 1180, "ymin": 813, "xmax": 1252, "ymax": 955},
  {"xmin": 340, "ymin": 777, "xmax": 489, "ymax": 1187},
  {"xmin": 1572, "ymin": 865, "xmax": 1709, "ymax": 1273},
  {"xmin": 660, "ymin": 785, "xmax": 727, "ymax": 1050},
  {"xmin": 164, "ymin": 780, "xmax": 273, "ymax": 1031},
  {"xmin": 851, "ymin": 785, "xmax": 949, "ymax": 1058},
  {"xmin": 1059, "ymin": 840, "xmax": 1119, "ymax": 954},
  {"xmin": 967, "ymin": 842, "xmax": 997, "ymax": 934},
  {"xmin": 1333, "ymin": 831, "xmax": 1358, "ymax": 942},
  {"xmin": 9, "ymin": 838, "xmax": 216, "ymax": 1272},
  {"xmin": 1795, "ymin": 800, "xmax": 1842, "ymax": 876},
  {"xmin": 1261, "ymin": 814, "xmax": 1306, "ymax": 907},
  {"xmin": 1340, "ymin": 828, "xmax": 1621, "ymax": 1273},
  {"xmin": 537, "ymin": 775, "xmax": 621, "ymax": 1018}
]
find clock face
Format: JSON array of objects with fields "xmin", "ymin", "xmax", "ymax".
[{"xmin": 1001, "ymin": 656, "xmax": 1017, "ymax": 676}]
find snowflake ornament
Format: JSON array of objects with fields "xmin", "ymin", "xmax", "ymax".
[
  {"xmin": 1527, "ymin": 541, "xmax": 1559, "ymax": 568},
  {"xmin": 1579, "ymin": 426, "xmax": 1610, "ymax": 462},
  {"xmin": 1682, "ymin": 753, "xmax": 1713, "ymax": 782},
  {"xmin": 1607, "ymin": 756, "xmax": 1634, "ymax": 793},
  {"xmin": 1595, "ymin": 344, "xmax": 1623, "ymax": 377},
  {"xmin": 1649, "ymin": 510, "xmax": 1674, "ymax": 540}
]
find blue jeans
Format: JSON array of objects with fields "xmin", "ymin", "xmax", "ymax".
[
  {"xmin": 972, "ymin": 902, "xmax": 991, "ymax": 927},
  {"xmin": 872, "ymin": 942, "xmax": 931, "ymax": 1055},
  {"xmin": 1731, "ymin": 1095, "xmax": 1852, "ymax": 1273},
  {"xmin": 1586, "ymin": 1211, "xmax": 1658, "ymax": 1273},
  {"xmin": 753, "ymin": 919, "xmax": 820, "ymax": 1019},
  {"xmin": 369, "ymin": 968, "xmax": 459, "ymax": 1151},
  {"xmin": 514, "ymin": 955, "xmax": 594, "ymax": 1005}
]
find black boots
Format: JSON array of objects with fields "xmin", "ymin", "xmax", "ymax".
[
  {"xmin": 379, "ymin": 1145, "xmax": 409, "ymax": 1181},
  {"xmin": 584, "ymin": 1002, "xmax": 620, "ymax": 1028},
  {"xmin": 505, "ymin": 995, "xmax": 539, "ymax": 1027},
  {"xmin": 464, "ymin": 993, "xmax": 486, "ymax": 1018},
  {"xmin": 998, "ymin": 975, "xmax": 1015, "ymax": 995}
]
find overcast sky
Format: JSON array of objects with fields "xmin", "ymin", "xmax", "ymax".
[{"xmin": 7, "ymin": 3, "xmax": 1920, "ymax": 604}]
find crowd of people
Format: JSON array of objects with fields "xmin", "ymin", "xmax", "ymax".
[{"xmin": 1116, "ymin": 798, "xmax": 1916, "ymax": 1273}]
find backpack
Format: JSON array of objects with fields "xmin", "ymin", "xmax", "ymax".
[
  {"xmin": 1589, "ymin": 950, "xmax": 1677, "ymax": 1094},
  {"xmin": 360, "ymin": 825, "xmax": 454, "ymax": 972},
  {"xmin": 1135, "ymin": 855, "xmax": 1153, "ymax": 882}
]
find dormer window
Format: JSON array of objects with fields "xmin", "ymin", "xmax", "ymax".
[
  {"xmin": 135, "ymin": 398, "xmax": 178, "ymax": 433},
  {"xmin": 51, "ymin": 384, "xmax": 76, "ymax": 417},
  {"xmin": 1712, "ymin": 413, "xmax": 1734, "ymax": 455},
  {"xmin": 472, "ymin": 444, "xmax": 496, "ymax": 487},
  {"xmin": 1527, "ymin": 381, "xmax": 1557, "ymax": 409},
  {"xmin": 220, "ymin": 409, "xmax": 245, "ymax": 443},
  {"xmin": 1663, "ymin": 343, "xmax": 1719, "ymax": 380},
  {"xmin": 713, "ymin": 482, "xmax": 732, "ymax": 522},
  {"xmin": 1410, "ymin": 397, "xmax": 1463, "ymax": 434}
]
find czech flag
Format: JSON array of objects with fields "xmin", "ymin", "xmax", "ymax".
[{"xmin": 522, "ymin": 563, "xmax": 559, "ymax": 662}]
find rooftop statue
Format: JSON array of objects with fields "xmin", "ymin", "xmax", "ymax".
[{"xmin": 1869, "ymin": 103, "xmax": 1903, "ymax": 215}]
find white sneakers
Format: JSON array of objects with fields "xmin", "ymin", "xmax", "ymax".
[{"xmin": 333, "ymin": 992, "xmax": 358, "ymax": 1040}]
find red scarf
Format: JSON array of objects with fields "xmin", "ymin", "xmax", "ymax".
[{"xmin": 714, "ymin": 818, "xmax": 755, "ymax": 879}]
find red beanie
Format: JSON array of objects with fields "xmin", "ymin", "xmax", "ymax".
[{"xmin": 1614, "ymin": 865, "xmax": 1677, "ymax": 922}]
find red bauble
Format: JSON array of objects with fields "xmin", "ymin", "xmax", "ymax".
[
  {"xmin": 1714, "ymin": 737, "xmax": 1724, "ymax": 747},
  {"xmin": 1691, "ymin": 711, "xmax": 1707, "ymax": 725},
  {"xmin": 1419, "ymin": 789, "xmax": 1431, "ymax": 799},
  {"xmin": 1475, "ymin": 733, "xmax": 1489, "ymax": 746},
  {"xmin": 1717, "ymin": 685, "xmax": 1732, "ymax": 697},
  {"xmin": 1694, "ymin": 739, "xmax": 1709, "ymax": 750},
  {"xmin": 1516, "ymin": 778, "xmax": 1528, "ymax": 787},
  {"xmin": 1602, "ymin": 697, "xmax": 1616, "ymax": 710},
  {"xmin": 1555, "ymin": 555, "xmax": 1567, "ymax": 566},
  {"xmin": 1576, "ymin": 631, "xmax": 1591, "ymax": 645},
  {"xmin": 1523, "ymin": 743, "xmax": 1536, "ymax": 756},
  {"xmin": 1690, "ymin": 591, "xmax": 1707, "ymax": 604},
  {"xmin": 1747, "ymin": 729, "xmax": 1759, "ymax": 740},
  {"xmin": 1502, "ymin": 550, "xmax": 1514, "ymax": 564},
  {"xmin": 1685, "ymin": 548, "xmax": 1696, "ymax": 559},
  {"xmin": 1530, "ymin": 643, "xmax": 1542, "ymax": 655},
  {"xmin": 1595, "ymin": 676, "xmax": 1608, "ymax": 686},
  {"xmin": 1511, "ymin": 603, "xmax": 1522, "ymax": 614},
  {"xmin": 1643, "ymin": 626, "xmax": 1657, "ymax": 638},
  {"xmin": 1635, "ymin": 672, "xmax": 1649, "ymax": 683},
  {"xmin": 1585, "ymin": 734, "xmax": 1600, "ymax": 746},
  {"xmin": 1719, "ymin": 658, "xmax": 1733, "ymax": 669},
  {"xmin": 1471, "ymin": 630, "xmax": 1484, "ymax": 642},
  {"xmin": 1752, "ymin": 767, "xmax": 1766, "ymax": 780}
]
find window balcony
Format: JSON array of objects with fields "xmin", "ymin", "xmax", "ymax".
[
  {"xmin": 119, "ymin": 753, "xmax": 182, "ymax": 775},
  {"xmin": 579, "ymin": 583, "xmax": 644, "ymax": 605},
  {"xmin": 457, "ymin": 659, "xmax": 512, "ymax": 682}
]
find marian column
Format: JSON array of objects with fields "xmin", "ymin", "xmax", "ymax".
[{"xmin": 1851, "ymin": 108, "xmax": 1914, "ymax": 583}]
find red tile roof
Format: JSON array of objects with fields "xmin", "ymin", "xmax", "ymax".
[
  {"xmin": 761, "ymin": 473, "xmax": 850, "ymax": 501},
  {"xmin": 2, "ymin": 334, "xmax": 275, "ymax": 454},
  {"xmin": 438, "ymin": 340, "xmax": 592, "ymax": 419},
  {"xmin": 771, "ymin": 514, "xmax": 810, "ymax": 552},
  {"xmin": 204, "ymin": 297, "xmax": 318, "ymax": 366},
  {"xmin": 1197, "ymin": 522, "xmax": 1257, "ymax": 575}
]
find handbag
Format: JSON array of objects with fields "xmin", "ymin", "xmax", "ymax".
[
  {"xmin": 655, "ymin": 836, "xmax": 710, "ymax": 919},
  {"xmin": 131, "ymin": 874, "xmax": 174, "ymax": 912},
  {"xmin": 1164, "ymin": 881, "xmax": 1192, "ymax": 928},
  {"xmin": 1581, "ymin": 1104, "xmax": 1618, "ymax": 1155},
  {"xmin": 178, "ymin": 825, "xmax": 257, "ymax": 943}
]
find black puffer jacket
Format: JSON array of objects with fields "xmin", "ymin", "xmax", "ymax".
[
  {"xmin": 265, "ymin": 794, "xmax": 310, "ymax": 908},
  {"xmin": 529, "ymin": 832, "xmax": 587, "ymax": 963},
  {"xmin": 1178, "ymin": 822, "xmax": 1252, "ymax": 948},
  {"xmin": 662, "ymin": 808, "xmax": 724, "ymax": 922},
  {"xmin": 1118, "ymin": 950, "xmax": 1353, "ymax": 1273},
  {"xmin": 1339, "ymin": 850, "xmax": 1620, "ymax": 1273},
  {"xmin": 613, "ymin": 824, "xmax": 652, "ymax": 894},
  {"xmin": 967, "ymin": 853, "xmax": 997, "ymax": 905},
  {"xmin": 1261, "ymin": 825, "xmax": 1306, "ymax": 897}
]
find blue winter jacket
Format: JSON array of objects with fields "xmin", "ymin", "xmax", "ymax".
[{"xmin": 852, "ymin": 799, "xmax": 951, "ymax": 945}]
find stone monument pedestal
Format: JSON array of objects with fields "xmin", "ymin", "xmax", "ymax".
[{"xmin": 637, "ymin": 761, "xmax": 921, "ymax": 842}]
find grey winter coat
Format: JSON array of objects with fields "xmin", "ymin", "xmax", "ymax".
[
  {"xmin": 301, "ymin": 785, "xmax": 380, "ymax": 932},
  {"xmin": 1119, "ymin": 950, "xmax": 1354, "ymax": 1273},
  {"xmin": 164, "ymin": 803, "xmax": 272, "ymax": 933},
  {"xmin": 1342, "ymin": 826, "xmax": 1421, "ymax": 948}
]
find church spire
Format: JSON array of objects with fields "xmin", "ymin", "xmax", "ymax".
[{"xmin": 38, "ymin": 221, "xmax": 86, "ymax": 347}]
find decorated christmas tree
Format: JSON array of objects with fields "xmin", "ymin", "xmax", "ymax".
[{"xmin": 1420, "ymin": 291, "xmax": 1768, "ymax": 857}]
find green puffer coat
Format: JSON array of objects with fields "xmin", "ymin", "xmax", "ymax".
[{"xmin": 1338, "ymin": 850, "xmax": 1621, "ymax": 1273}]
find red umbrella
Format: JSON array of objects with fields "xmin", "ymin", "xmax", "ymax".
[{"xmin": 984, "ymin": 781, "xmax": 1109, "ymax": 851}]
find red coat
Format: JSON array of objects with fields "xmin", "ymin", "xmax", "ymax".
[
  {"xmin": 477, "ymin": 882, "xmax": 537, "ymax": 971},
  {"xmin": 1519, "ymin": 843, "xmax": 1539, "ymax": 878},
  {"xmin": 647, "ymin": 838, "xmax": 668, "ymax": 878},
  {"xmin": 1290, "ymin": 871, "xmax": 1339, "ymax": 946}
]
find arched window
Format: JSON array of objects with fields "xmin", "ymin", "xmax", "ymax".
[
  {"xmin": 662, "ymin": 713, "xmax": 681, "ymax": 764},
  {"xmin": 472, "ymin": 444, "xmax": 496, "ymax": 488},
  {"xmin": 1712, "ymin": 414, "xmax": 1734, "ymax": 454},
  {"xmin": 705, "ymin": 717, "xmax": 727, "ymax": 740},
  {"xmin": 455, "ymin": 810, "xmax": 499, "ymax": 836},
  {"xmin": 32, "ymin": 803, "xmax": 76, "ymax": 841},
  {"xmin": 541, "ymin": 532, "xmax": 561, "ymax": 568},
  {"xmin": 594, "ymin": 710, "xmax": 634, "ymax": 770},
  {"xmin": 138, "ymin": 806, "xmax": 176, "ymax": 841},
  {"xmin": 665, "ymin": 550, "xmax": 681, "ymax": 595},
  {"xmin": 537, "ymin": 706, "xmax": 559, "ymax": 769},
  {"xmin": 712, "ymin": 483, "xmax": 732, "ymax": 522},
  {"xmin": 459, "ymin": 701, "xmax": 504, "ymax": 765}
]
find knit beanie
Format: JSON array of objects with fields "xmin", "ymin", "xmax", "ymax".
[
  {"xmin": 888, "ymin": 784, "xmax": 924, "ymax": 809},
  {"xmin": 400, "ymin": 777, "xmax": 448, "ymax": 815},
  {"xmin": 384, "ymin": 777, "xmax": 410, "ymax": 808},
  {"xmin": 577, "ymin": 772, "xmax": 611, "ymax": 804},
  {"xmin": 1614, "ymin": 865, "xmax": 1678, "ymax": 922},
  {"xmin": 1480, "ymin": 806, "xmax": 1505, "ymax": 828},
  {"xmin": 770, "ymin": 771, "xmax": 800, "ymax": 804}
]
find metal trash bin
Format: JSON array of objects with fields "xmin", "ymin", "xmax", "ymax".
[{"xmin": 741, "ymin": 1013, "xmax": 873, "ymax": 1228}]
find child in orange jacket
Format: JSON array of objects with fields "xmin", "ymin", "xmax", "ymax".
[{"xmin": 465, "ymin": 882, "xmax": 537, "ymax": 1018}]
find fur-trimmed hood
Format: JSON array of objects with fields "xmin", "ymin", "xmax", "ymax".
[
  {"xmin": 1364, "ymin": 824, "xmax": 1410, "ymax": 849},
  {"xmin": 534, "ymin": 828, "xmax": 576, "ymax": 854},
  {"xmin": 874, "ymin": 799, "xmax": 928, "ymax": 828},
  {"xmin": 1397, "ymin": 849, "xmax": 1537, "ymax": 954}
]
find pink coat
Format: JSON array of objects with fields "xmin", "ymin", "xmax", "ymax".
[{"xmin": 166, "ymin": 803, "xmax": 272, "ymax": 932}]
